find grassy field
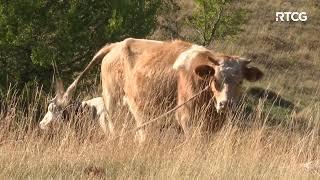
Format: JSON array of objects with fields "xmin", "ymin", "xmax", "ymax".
[
  {"xmin": 0, "ymin": 0, "xmax": 320, "ymax": 179},
  {"xmin": 0, "ymin": 87, "xmax": 319, "ymax": 179}
]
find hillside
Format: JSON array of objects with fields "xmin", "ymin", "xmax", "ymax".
[{"xmin": 213, "ymin": 0, "xmax": 320, "ymax": 122}]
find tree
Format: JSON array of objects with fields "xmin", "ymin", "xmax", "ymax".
[
  {"xmin": 0, "ymin": 0, "xmax": 160, "ymax": 92},
  {"xmin": 154, "ymin": 0, "xmax": 248, "ymax": 47},
  {"xmin": 186, "ymin": 0, "xmax": 248, "ymax": 46}
]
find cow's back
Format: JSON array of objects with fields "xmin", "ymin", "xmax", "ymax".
[{"xmin": 123, "ymin": 40, "xmax": 192, "ymax": 116}]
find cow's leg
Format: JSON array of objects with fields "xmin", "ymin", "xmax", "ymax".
[
  {"xmin": 175, "ymin": 106, "xmax": 192, "ymax": 138},
  {"xmin": 136, "ymin": 119, "xmax": 146, "ymax": 144},
  {"xmin": 175, "ymin": 83, "xmax": 194, "ymax": 139},
  {"xmin": 97, "ymin": 111, "xmax": 107, "ymax": 134},
  {"xmin": 102, "ymin": 90, "xmax": 116, "ymax": 138},
  {"xmin": 126, "ymin": 100, "xmax": 146, "ymax": 144}
]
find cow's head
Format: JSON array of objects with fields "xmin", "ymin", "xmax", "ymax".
[
  {"xmin": 39, "ymin": 43, "xmax": 108, "ymax": 129},
  {"xmin": 201, "ymin": 57, "xmax": 263, "ymax": 113},
  {"xmin": 39, "ymin": 79, "xmax": 79, "ymax": 129},
  {"xmin": 174, "ymin": 45, "xmax": 263, "ymax": 113},
  {"xmin": 39, "ymin": 98, "xmax": 61, "ymax": 129}
]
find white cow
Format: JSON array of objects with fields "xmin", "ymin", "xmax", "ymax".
[{"xmin": 39, "ymin": 97, "xmax": 107, "ymax": 133}]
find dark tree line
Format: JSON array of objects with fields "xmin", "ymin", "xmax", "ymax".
[
  {"xmin": 0, "ymin": 0, "xmax": 246, "ymax": 95},
  {"xmin": 0, "ymin": 0, "xmax": 160, "ymax": 93}
]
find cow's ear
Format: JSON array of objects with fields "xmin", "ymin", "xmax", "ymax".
[
  {"xmin": 244, "ymin": 67, "xmax": 263, "ymax": 82},
  {"xmin": 194, "ymin": 65, "xmax": 215, "ymax": 79}
]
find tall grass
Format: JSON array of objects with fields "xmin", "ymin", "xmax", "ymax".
[
  {"xmin": 1, "ymin": 0, "xmax": 319, "ymax": 178},
  {"xmin": 0, "ymin": 81, "xmax": 319, "ymax": 179}
]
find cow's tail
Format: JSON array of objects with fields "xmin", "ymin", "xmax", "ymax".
[
  {"xmin": 82, "ymin": 43, "xmax": 115, "ymax": 75},
  {"xmin": 61, "ymin": 43, "xmax": 115, "ymax": 105}
]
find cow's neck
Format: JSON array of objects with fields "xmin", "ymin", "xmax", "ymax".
[{"xmin": 62, "ymin": 101, "xmax": 82, "ymax": 120}]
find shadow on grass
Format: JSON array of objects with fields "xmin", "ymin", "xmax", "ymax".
[
  {"xmin": 247, "ymin": 87, "xmax": 295, "ymax": 109},
  {"xmin": 241, "ymin": 87, "xmax": 320, "ymax": 134}
]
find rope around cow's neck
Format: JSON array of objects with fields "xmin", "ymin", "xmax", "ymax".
[{"xmin": 108, "ymin": 83, "xmax": 212, "ymax": 143}]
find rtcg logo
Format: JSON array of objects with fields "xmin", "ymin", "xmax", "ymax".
[{"xmin": 276, "ymin": 12, "xmax": 307, "ymax": 22}]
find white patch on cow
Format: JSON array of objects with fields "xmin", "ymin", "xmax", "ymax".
[
  {"xmin": 81, "ymin": 97, "xmax": 105, "ymax": 115},
  {"xmin": 173, "ymin": 45, "xmax": 208, "ymax": 71}
]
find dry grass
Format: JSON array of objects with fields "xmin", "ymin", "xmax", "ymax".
[
  {"xmin": 0, "ymin": 83, "xmax": 320, "ymax": 179},
  {"xmin": 1, "ymin": 0, "xmax": 320, "ymax": 179}
]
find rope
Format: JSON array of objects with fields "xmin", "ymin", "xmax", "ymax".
[{"xmin": 108, "ymin": 84, "xmax": 211, "ymax": 142}]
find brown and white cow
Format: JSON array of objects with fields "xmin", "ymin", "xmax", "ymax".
[{"xmin": 45, "ymin": 38, "xmax": 263, "ymax": 143}]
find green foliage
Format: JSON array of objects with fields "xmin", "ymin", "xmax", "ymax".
[
  {"xmin": 186, "ymin": 0, "xmax": 248, "ymax": 46},
  {"xmin": 0, "ymin": 0, "xmax": 160, "ymax": 92}
]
